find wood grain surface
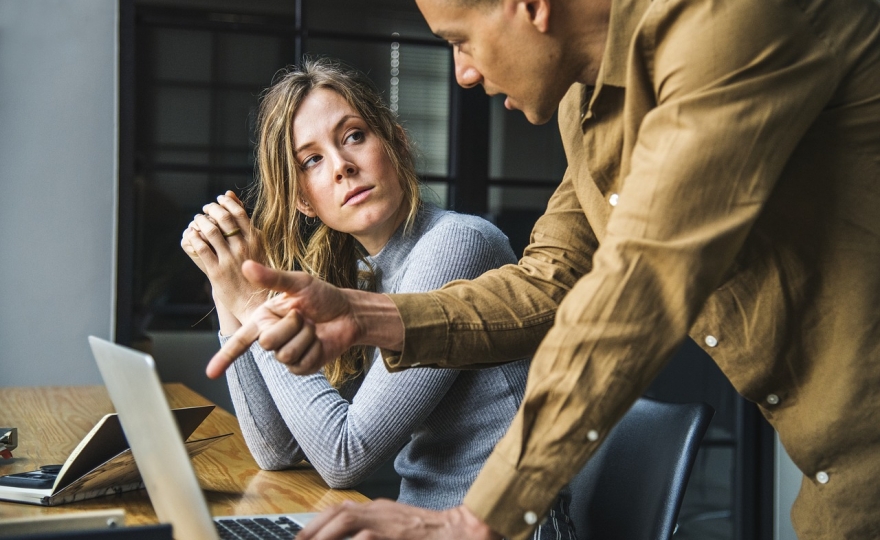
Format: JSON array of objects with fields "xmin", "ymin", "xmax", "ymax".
[{"xmin": 0, "ymin": 384, "xmax": 368, "ymax": 525}]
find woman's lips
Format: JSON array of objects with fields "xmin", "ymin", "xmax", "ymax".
[{"xmin": 344, "ymin": 186, "xmax": 373, "ymax": 205}]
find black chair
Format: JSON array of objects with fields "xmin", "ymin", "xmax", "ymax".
[{"xmin": 568, "ymin": 397, "xmax": 714, "ymax": 540}]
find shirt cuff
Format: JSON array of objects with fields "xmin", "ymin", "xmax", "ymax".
[
  {"xmin": 381, "ymin": 293, "xmax": 449, "ymax": 371},
  {"xmin": 463, "ymin": 451, "xmax": 563, "ymax": 540}
]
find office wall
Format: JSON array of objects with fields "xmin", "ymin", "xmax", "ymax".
[
  {"xmin": 775, "ymin": 439, "xmax": 800, "ymax": 540},
  {"xmin": 0, "ymin": 0, "xmax": 118, "ymax": 386}
]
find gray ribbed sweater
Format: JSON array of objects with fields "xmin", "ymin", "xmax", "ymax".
[{"xmin": 222, "ymin": 204, "xmax": 530, "ymax": 510}]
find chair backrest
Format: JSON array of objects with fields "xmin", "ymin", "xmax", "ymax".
[{"xmin": 568, "ymin": 397, "xmax": 714, "ymax": 540}]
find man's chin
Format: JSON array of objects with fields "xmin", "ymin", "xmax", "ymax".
[
  {"xmin": 522, "ymin": 107, "xmax": 555, "ymax": 125},
  {"xmin": 503, "ymin": 94, "xmax": 558, "ymax": 125}
]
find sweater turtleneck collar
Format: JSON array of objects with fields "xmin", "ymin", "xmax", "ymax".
[{"xmin": 363, "ymin": 203, "xmax": 442, "ymax": 290}]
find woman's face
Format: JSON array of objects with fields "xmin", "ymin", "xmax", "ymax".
[{"xmin": 293, "ymin": 88, "xmax": 406, "ymax": 255}]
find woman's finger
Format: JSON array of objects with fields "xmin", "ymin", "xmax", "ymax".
[
  {"xmin": 202, "ymin": 202, "xmax": 243, "ymax": 242},
  {"xmin": 193, "ymin": 213, "xmax": 231, "ymax": 253},
  {"xmin": 187, "ymin": 225, "xmax": 218, "ymax": 265},
  {"xmin": 225, "ymin": 190, "xmax": 244, "ymax": 207},
  {"xmin": 180, "ymin": 237, "xmax": 197, "ymax": 257},
  {"xmin": 217, "ymin": 191, "xmax": 251, "ymax": 232}
]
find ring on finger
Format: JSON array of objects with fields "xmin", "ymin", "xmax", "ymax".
[{"xmin": 222, "ymin": 228, "xmax": 242, "ymax": 238}]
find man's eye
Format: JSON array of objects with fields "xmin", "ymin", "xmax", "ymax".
[{"xmin": 449, "ymin": 41, "xmax": 468, "ymax": 54}]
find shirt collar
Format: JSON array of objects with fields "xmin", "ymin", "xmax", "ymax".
[{"xmin": 599, "ymin": 0, "xmax": 653, "ymax": 88}]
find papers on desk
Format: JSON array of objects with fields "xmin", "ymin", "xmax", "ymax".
[{"xmin": 0, "ymin": 405, "xmax": 231, "ymax": 506}]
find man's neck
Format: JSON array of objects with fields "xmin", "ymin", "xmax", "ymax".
[{"xmin": 556, "ymin": 0, "xmax": 613, "ymax": 86}]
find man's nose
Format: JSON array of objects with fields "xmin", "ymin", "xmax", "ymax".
[{"xmin": 454, "ymin": 52, "xmax": 482, "ymax": 89}]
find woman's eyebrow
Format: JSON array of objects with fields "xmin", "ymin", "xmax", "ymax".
[{"xmin": 295, "ymin": 114, "xmax": 360, "ymax": 154}]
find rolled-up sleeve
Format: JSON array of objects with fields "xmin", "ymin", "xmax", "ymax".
[{"xmin": 385, "ymin": 167, "xmax": 597, "ymax": 369}]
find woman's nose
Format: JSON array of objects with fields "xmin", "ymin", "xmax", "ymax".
[{"xmin": 334, "ymin": 155, "xmax": 357, "ymax": 181}]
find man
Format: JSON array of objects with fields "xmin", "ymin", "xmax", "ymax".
[{"xmin": 210, "ymin": 0, "xmax": 880, "ymax": 538}]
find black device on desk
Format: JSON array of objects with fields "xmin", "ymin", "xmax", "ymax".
[
  {"xmin": 0, "ymin": 465, "xmax": 62, "ymax": 490},
  {"xmin": 1, "ymin": 525, "xmax": 173, "ymax": 540},
  {"xmin": 0, "ymin": 510, "xmax": 172, "ymax": 540}
]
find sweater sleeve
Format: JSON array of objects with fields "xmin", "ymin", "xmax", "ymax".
[
  {"xmin": 225, "ymin": 213, "xmax": 518, "ymax": 488},
  {"xmin": 224, "ymin": 343, "xmax": 307, "ymax": 469}
]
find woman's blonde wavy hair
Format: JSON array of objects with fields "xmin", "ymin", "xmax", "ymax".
[{"xmin": 249, "ymin": 57, "xmax": 421, "ymax": 389}]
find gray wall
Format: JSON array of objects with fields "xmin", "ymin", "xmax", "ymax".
[
  {"xmin": 0, "ymin": 0, "xmax": 118, "ymax": 386},
  {"xmin": 775, "ymin": 438, "xmax": 800, "ymax": 540}
]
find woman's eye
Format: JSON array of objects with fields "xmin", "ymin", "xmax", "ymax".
[
  {"xmin": 345, "ymin": 130, "xmax": 365, "ymax": 144},
  {"xmin": 302, "ymin": 155, "xmax": 322, "ymax": 169}
]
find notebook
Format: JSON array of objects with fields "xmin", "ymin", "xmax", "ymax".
[
  {"xmin": 88, "ymin": 336, "xmax": 316, "ymax": 540},
  {"xmin": 0, "ymin": 405, "xmax": 227, "ymax": 506}
]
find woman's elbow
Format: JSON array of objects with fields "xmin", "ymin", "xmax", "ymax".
[
  {"xmin": 253, "ymin": 454, "xmax": 298, "ymax": 471},
  {"xmin": 324, "ymin": 476, "xmax": 357, "ymax": 490},
  {"xmin": 316, "ymin": 465, "xmax": 370, "ymax": 489}
]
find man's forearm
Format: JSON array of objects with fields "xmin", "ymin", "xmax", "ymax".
[{"xmin": 349, "ymin": 289, "xmax": 405, "ymax": 352}]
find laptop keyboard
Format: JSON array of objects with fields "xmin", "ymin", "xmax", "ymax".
[{"xmin": 214, "ymin": 516, "xmax": 302, "ymax": 539}]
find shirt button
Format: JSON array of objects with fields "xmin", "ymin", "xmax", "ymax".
[
  {"xmin": 766, "ymin": 394, "xmax": 780, "ymax": 405},
  {"xmin": 609, "ymin": 193, "xmax": 619, "ymax": 207},
  {"xmin": 524, "ymin": 511, "xmax": 538, "ymax": 525},
  {"xmin": 704, "ymin": 335, "xmax": 718, "ymax": 347},
  {"xmin": 587, "ymin": 429, "xmax": 599, "ymax": 441},
  {"xmin": 816, "ymin": 471, "xmax": 829, "ymax": 484}
]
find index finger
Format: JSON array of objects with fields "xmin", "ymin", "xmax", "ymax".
[
  {"xmin": 298, "ymin": 501, "xmax": 362, "ymax": 540},
  {"xmin": 206, "ymin": 319, "xmax": 261, "ymax": 379}
]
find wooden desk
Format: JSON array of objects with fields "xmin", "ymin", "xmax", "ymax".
[{"xmin": 0, "ymin": 384, "xmax": 368, "ymax": 525}]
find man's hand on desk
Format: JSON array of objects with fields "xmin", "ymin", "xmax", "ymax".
[
  {"xmin": 298, "ymin": 501, "xmax": 501, "ymax": 540},
  {"xmin": 206, "ymin": 260, "xmax": 405, "ymax": 379}
]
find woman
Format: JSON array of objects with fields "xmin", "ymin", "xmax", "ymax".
[{"xmin": 182, "ymin": 58, "xmax": 572, "ymax": 537}]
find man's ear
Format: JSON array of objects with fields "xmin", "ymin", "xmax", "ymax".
[{"xmin": 517, "ymin": 0, "xmax": 551, "ymax": 33}]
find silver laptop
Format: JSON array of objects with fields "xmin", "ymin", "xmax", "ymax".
[{"xmin": 88, "ymin": 336, "xmax": 315, "ymax": 540}]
